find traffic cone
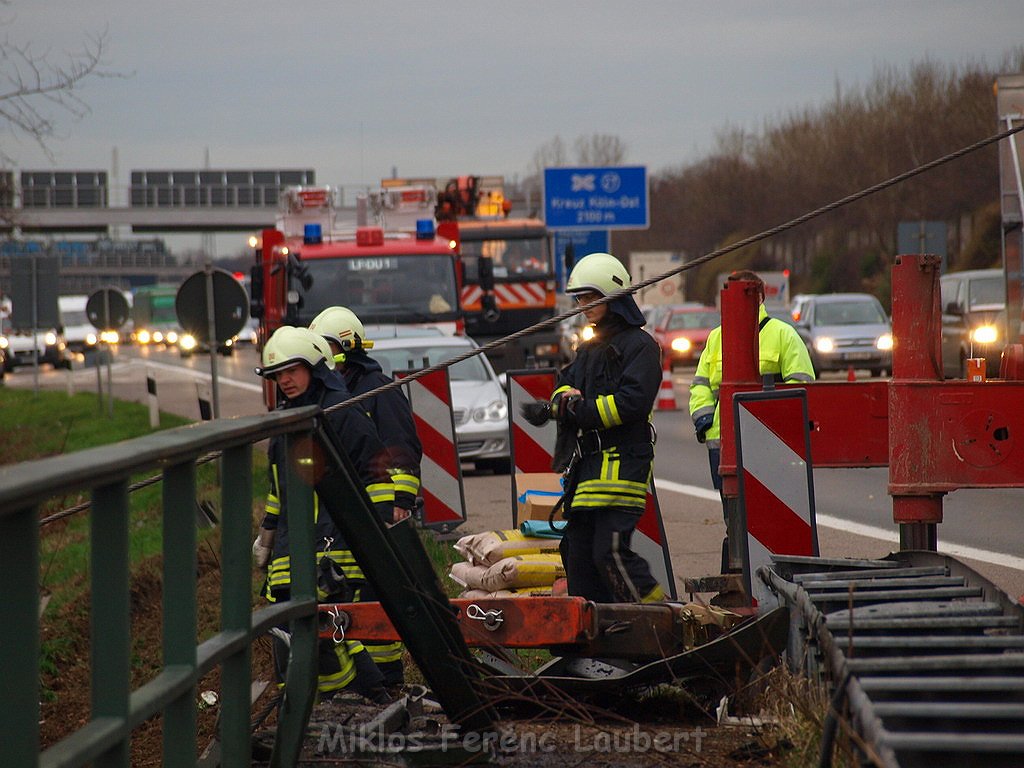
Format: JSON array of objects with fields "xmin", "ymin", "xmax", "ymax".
[
  {"xmin": 656, "ymin": 356, "xmax": 679, "ymax": 410},
  {"xmin": 847, "ymin": 366, "xmax": 856, "ymax": 382}
]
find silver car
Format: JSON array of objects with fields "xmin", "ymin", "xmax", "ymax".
[
  {"xmin": 369, "ymin": 331, "xmax": 510, "ymax": 473},
  {"xmin": 793, "ymin": 293, "xmax": 893, "ymax": 377}
]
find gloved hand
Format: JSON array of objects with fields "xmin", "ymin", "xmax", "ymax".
[
  {"xmin": 252, "ymin": 529, "xmax": 274, "ymax": 569},
  {"xmin": 694, "ymin": 414, "xmax": 714, "ymax": 444},
  {"xmin": 520, "ymin": 400, "xmax": 553, "ymax": 427},
  {"xmin": 556, "ymin": 394, "xmax": 582, "ymax": 427}
]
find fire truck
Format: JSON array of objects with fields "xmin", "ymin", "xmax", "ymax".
[
  {"xmin": 249, "ymin": 186, "xmax": 462, "ymax": 404},
  {"xmin": 381, "ymin": 175, "xmax": 560, "ymax": 373}
]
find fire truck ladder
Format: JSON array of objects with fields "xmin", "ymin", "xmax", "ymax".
[{"xmin": 761, "ymin": 552, "xmax": 1024, "ymax": 768}]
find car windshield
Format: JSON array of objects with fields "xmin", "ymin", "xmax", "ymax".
[
  {"xmin": 968, "ymin": 277, "xmax": 1004, "ymax": 309},
  {"xmin": 374, "ymin": 345, "xmax": 491, "ymax": 382},
  {"xmin": 62, "ymin": 310, "xmax": 88, "ymax": 325},
  {"xmin": 667, "ymin": 311, "xmax": 719, "ymax": 331},
  {"xmin": 814, "ymin": 300, "xmax": 886, "ymax": 325}
]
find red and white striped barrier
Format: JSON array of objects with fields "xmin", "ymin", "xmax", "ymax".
[
  {"xmin": 461, "ymin": 282, "xmax": 550, "ymax": 310},
  {"xmin": 637, "ymin": 484, "xmax": 677, "ymax": 599},
  {"xmin": 504, "ymin": 369, "xmax": 677, "ymax": 598},
  {"xmin": 401, "ymin": 368, "xmax": 467, "ymax": 532},
  {"xmin": 734, "ymin": 389, "xmax": 817, "ymax": 609},
  {"xmin": 506, "ymin": 369, "xmax": 558, "ymax": 526}
]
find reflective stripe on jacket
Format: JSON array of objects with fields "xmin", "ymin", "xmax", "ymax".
[{"xmin": 554, "ymin": 315, "xmax": 660, "ymax": 512}]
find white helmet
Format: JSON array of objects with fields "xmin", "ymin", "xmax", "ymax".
[
  {"xmin": 565, "ymin": 252, "xmax": 631, "ymax": 297},
  {"xmin": 257, "ymin": 326, "xmax": 335, "ymax": 378},
  {"xmin": 309, "ymin": 305, "xmax": 371, "ymax": 350}
]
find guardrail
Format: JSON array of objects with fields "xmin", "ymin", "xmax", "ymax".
[{"xmin": 0, "ymin": 406, "xmax": 322, "ymax": 767}]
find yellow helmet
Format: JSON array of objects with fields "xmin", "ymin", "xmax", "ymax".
[
  {"xmin": 309, "ymin": 305, "xmax": 371, "ymax": 350},
  {"xmin": 257, "ymin": 326, "xmax": 335, "ymax": 378},
  {"xmin": 565, "ymin": 252, "xmax": 631, "ymax": 297}
]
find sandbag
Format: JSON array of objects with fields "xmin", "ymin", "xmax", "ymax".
[
  {"xmin": 479, "ymin": 553, "xmax": 565, "ymax": 592},
  {"xmin": 448, "ymin": 561, "xmax": 489, "ymax": 591},
  {"xmin": 455, "ymin": 529, "xmax": 562, "ymax": 566}
]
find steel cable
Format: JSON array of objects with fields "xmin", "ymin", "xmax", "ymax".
[{"xmin": 38, "ymin": 121, "xmax": 1024, "ymax": 526}]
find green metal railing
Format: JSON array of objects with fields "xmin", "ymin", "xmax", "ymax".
[{"xmin": 0, "ymin": 406, "xmax": 321, "ymax": 768}]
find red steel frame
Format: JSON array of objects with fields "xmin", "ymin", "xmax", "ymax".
[{"xmin": 718, "ymin": 254, "xmax": 1024, "ymax": 550}]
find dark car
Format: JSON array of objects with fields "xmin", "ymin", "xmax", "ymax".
[
  {"xmin": 793, "ymin": 293, "xmax": 892, "ymax": 377},
  {"xmin": 939, "ymin": 269, "xmax": 1006, "ymax": 379},
  {"xmin": 650, "ymin": 305, "xmax": 721, "ymax": 369}
]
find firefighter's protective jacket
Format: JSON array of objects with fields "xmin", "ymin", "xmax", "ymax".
[
  {"xmin": 342, "ymin": 351, "xmax": 423, "ymax": 511},
  {"xmin": 689, "ymin": 304, "xmax": 815, "ymax": 447},
  {"xmin": 261, "ymin": 364, "xmax": 394, "ymax": 597},
  {"xmin": 552, "ymin": 311, "xmax": 661, "ymax": 513}
]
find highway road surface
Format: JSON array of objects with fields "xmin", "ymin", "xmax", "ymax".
[{"xmin": 7, "ymin": 343, "xmax": 1023, "ymax": 599}]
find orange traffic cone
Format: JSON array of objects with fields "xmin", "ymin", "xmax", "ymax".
[
  {"xmin": 847, "ymin": 366, "xmax": 856, "ymax": 381},
  {"xmin": 657, "ymin": 356, "xmax": 679, "ymax": 410}
]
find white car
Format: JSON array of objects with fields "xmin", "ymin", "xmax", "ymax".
[{"xmin": 369, "ymin": 331, "xmax": 510, "ymax": 473}]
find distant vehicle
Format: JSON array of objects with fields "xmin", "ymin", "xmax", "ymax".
[
  {"xmin": 131, "ymin": 284, "xmax": 183, "ymax": 349},
  {"xmin": 370, "ymin": 332, "xmax": 510, "ymax": 473},
  {"xmin": 790, "ymin": 293, "xmax": 816, "ymax": 323},
  {"xmin": 0, "ymin": 326, "xmax": 70, "ymax": 370},
  {"xmin": 792, "ymin": 293, "xmax": 892, "ymax": 377},
  {"xmin": 59, "ymin": 295, "xmax": 108, "ymax": 352},
  {"xmin": 939, "ymin": 268, "xmax": 1006, "ymax": 379},
  {"xmin": 650, "ymin": 305, "xmax": 721, "ymax": 369}
]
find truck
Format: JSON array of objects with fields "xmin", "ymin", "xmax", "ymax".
[
  {"xmin": 131, "ymin": 284, "xmax": 183, "ymax": 347},
  {"xmin": 381, "ymin": 175, "xmax": 560, "ymax": 373},
  {"xmin": 250, "ymin": 186, "xmax": 463, "ymax": 406}
]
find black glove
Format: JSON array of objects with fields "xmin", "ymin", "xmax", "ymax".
[
  {"xmin": 694, "ymin": 414, "xmax": 714, "ymax": 444},
  {"xmin": 556, "ymin": 394, "xmax": 582, "ymax": 427},
  {"xmin": 520, "ymin": 400, "xmax": 553, "ymax": 427}
]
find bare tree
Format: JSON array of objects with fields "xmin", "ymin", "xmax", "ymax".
[
  {"xmin": 0, "ymin": 18, "xmax": 114, "ymax": 167},
  {"xmin": 574, "ymin": 133, "xmax": 627, "ymax": 165}
]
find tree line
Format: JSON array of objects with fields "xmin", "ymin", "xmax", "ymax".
[{"xmin": 530, "ymin": 53, "xmax": 1024, "ymax": 308}]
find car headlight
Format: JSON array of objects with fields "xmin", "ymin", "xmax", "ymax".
[
  {"xmin": 86, "ymin": 333, "xmax": 98, "ymax": 346},
  {"xmin": 101, "ymin": 331, "xmax": 119, "ymax": 344},
  {"xmin": 971, "ymin": 324, "xmax": 998, "ymax": 345},
  {"xmin": 814, "ymin": 337, "xmax": 835, "ymax": 354},
  {"xmin": 0, "ymin": 336, "xmax": 7, "ymax": 349},
  {"xmin": 179, "ymin": 334, "xmax": 197, "ymax": 351},
  {"xmin": 44, "ymin": 331, "xmax": 57, "ymax": 346},
  {"xmin": 153, "ymin": 331, "xmax": 164, "ymax": 343},
  {"xmin": 876, "ymin": 333, "xmax": 893, "ymax": 351},
  {"xmin": 165, "ymin": 331, "xmax": 179, "ymax": 344},
  {"xmin": 670, "ymin": 337, "xmax": 692, "ymax": 353},
  {"xmin": 580, "ymin": 325, "xmax": 596, "ymax": 342},
  {"xmin": 137, "ymin": 330, "xmax": 151, "ymax": 344},
  {"xmin": 473, "ymin": 399, "xmax": 508, "ymax": 423}
]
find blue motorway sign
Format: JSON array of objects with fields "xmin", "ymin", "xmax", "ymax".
[
  {"xmin": 552, "ymin": 230, "xmax": 610, "ymax": 291},
  {"xmin": 544, "ymin": 166, "xmax": 649, "ymax": 230}
]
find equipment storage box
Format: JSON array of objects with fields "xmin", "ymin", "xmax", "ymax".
[{"xmin": 515, "ymin": 472, "xmax": 564, "ymax": 521}]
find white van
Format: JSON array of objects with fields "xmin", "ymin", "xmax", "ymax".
[{"xmin": 59, "ymin": 295, "xmax": 97, "ymax": 353}]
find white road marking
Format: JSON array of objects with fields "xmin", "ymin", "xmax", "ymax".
[
  {"xmin": 655, "ymin": 477, "xmax": 1024, "ymax": 572},
  {"xmin": 130, "ymin": 358, "xmax": 264, "ymax": 393}
]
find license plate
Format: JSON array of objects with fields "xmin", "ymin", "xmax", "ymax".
[{"xmin": 844, "ymin": 351, "xmax": 873, "ymax": 360}]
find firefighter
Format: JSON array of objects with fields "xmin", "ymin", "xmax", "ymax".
[
  {"xmin": 252, "ymin": 325, "xmax": 395, "ymax": 703},
  {"xmin": 309, "ymin": 305, "xmax": 422, "ymax": 687},
  {"xmin": 688, "ymin": 269, "xmax": 815, "ymax": 572},
  {"xmin": 551, "ymin": 252, "xmax": 666, "ymax": 603}
]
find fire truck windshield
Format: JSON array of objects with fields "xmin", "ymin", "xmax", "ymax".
[
  {"xmin": 461, "ymin": 237, "xmax": 549, "ymax": 280},
  {"xmin": 296, "ymin": 254, "xmax": 460, "ymax": 326}
]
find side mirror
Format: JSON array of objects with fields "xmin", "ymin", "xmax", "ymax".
[
  {"xmin": 498, "ymin": 372, "xmax": 508, "ymax": 390},
  {"xmin": 945, "ymin": 302, "xmax": 961, "ymax": 315}
]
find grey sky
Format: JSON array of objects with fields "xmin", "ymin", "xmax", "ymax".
[{"xmin": 5, "ymin": 1, "xmax": 1023, "ymax": 206}]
